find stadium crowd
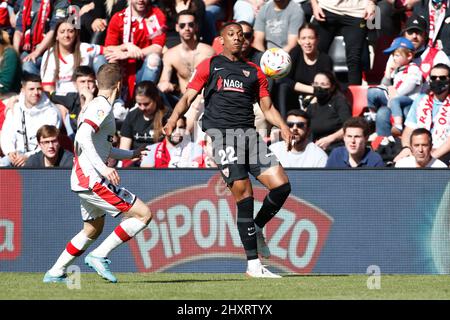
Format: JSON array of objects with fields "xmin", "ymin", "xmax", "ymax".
[{"xmin": 1, "ymin": 0, "xmax": 450, "ymax": 168}]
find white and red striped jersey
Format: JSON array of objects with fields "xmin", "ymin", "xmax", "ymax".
[{"xmin": 71, "ymin": 96, "xmax": 115, "ymax": 192}]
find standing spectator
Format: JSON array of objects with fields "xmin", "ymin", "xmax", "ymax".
[
  {"xmin": 103, "ymin": 0, "xmax": 167, "ymax": 99},
  {"xmin": 367, "ymin": 37, "xmax": 423, "ymax": 137},
  {"xmin": 202, "ymin": 0, "xmax": 225, "ymax": 44},
  {"xmin": 233, "ymin": 0, "xmax": 266, "ymax": 25},
  {"xmin": 310, "ymin": 0, "xmax": 377, "ymax": 85},
  {"xmin": 140, "ymin": 116, "xmax": 203, "ymax": 167},
  {"xmin": 326, "ymin": 117, "xmax": 385, "ymax": 167},
  {"xmin": 395, "ymin": 64, "xmax": 450, "ymax": 164},
  {"xmin": 40, "ymin": 18, "xmax": 104, "ymax": 95},
  {"xmin": 13, "ymin": 0, "xmax": 70, "ymax": 75},
  {"xmin": 158, "ymin": 0, "xmax": 206, "ymax": 48},
  {"xmin": 276, "ymin": 23, "xmax": 333, "ymax": 114},
  {"xmin": 395, "ymin": 127, "xmax": 447, "ymax": 167},
  {"xmin": 0, "ymin": 28, "xmax": 21, "ymax": 97},
  {"xmin": 413, "ymin": 0, "xmax": 450, "ymax": 57},
  {"xmin": 50, "ymin": 65, "xmax": 97, "ymax": 138},
  {"xmin": 24, "ymin": 124, "xmax": 73, "ymax": 167},
  {"xmin": 270, "ymin": 109, "xmax": 328, "ymax": 167},
  {"xmin": 305, "ymin": 71, "xmax": 352, "ymax": 154},
  {"xmin": 119, "ymin": 80, "xmax": 169, "ymax": 166},
  {"xmin": 0, "ymin": 73, "xmax": 61, "ymax": 167},
  {"xmin": 253, "ymin": 0, "xmax": 304, "ymax": 53}
]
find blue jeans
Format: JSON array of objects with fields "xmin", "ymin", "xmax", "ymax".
[
  {"xmin": 367, "ymin": 87, "xmax": 388, "ymax": 111},
  {"xmin": 388, "ymin": 95, "xmax": 413, "ymax": 118},
  {"xmin": 20, "ymin": 52, "xmax": 42, "ymax": 75},
  {"xmin": 204, "ymin": 5, "xmax": 225, "ymax": 44},
  {"xmin": 92, "ymin": 55, "xmax": 108, "ymax": 74},
  {"xmin": 135, "ymin": 54, "xmax": 162, "ymax": 84},
  {"xmin": 376, "ymin": 106, "xmax": 392, "ymax": 137}
]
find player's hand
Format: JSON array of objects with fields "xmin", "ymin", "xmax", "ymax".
[
  {"xmin": 102, "ymin": 167, "xmax": 120, "ymax": 186},
  {"xmin": 280, "ymin": 125, "xmax": 293, "ymax": 151},
  {"xmin": 163, "ymin": 118, "xmax": 178, "ymax": 137},
  {"xmin": 131, "ymin": 145, "xmax": 148, "ymax": 162}
]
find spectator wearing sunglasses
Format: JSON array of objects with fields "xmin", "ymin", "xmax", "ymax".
[
  {"xmin": 270, "ymin": 109, "xmax": 328, "ymax": 167},
  {"xmin": 394, "ymin": 63, "xmax": 450, "ymax": 165}
]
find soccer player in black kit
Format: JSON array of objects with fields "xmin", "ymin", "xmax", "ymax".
[{"xmin": 164, "ymin": 22, "xmax": 293, "ymax": 278}]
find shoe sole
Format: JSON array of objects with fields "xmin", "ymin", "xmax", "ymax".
[
  {"xmin": 85, "ymin": 259, "xmax": 117, "ymax": 283},
  {"xmin": 245, "ymin": 272, "xmax": 282, "ymax": 279}
]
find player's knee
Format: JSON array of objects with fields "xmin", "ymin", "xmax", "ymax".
[{"xmin": 270, "ymin": 182, "xmax": 291, "ymax": 205}]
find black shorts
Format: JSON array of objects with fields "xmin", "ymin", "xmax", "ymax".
[{"xmin": 209, "ymin": 128, "xmax": 279, "ymax": 186}]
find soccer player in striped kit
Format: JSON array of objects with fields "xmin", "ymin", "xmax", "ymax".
[{"xmin": 43, "ymin": 63, "xmax": 151, "ymax": 283}]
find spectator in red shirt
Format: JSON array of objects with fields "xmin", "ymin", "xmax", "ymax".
[{"xmin": 103, "ymin": 0, "xmax": 167, "ymax": 99}]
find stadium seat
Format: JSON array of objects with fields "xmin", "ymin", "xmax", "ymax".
[{"xmin": 346, "ymin": 85, "xmax": 369, "ymax": 117}]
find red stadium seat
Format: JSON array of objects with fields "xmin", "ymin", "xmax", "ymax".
[{"xmin": 346, "ymin": 85, "xmax": 369, "ymax": 117}]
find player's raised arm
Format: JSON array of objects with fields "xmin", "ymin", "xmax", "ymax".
[{"xmin": 259, "ymin": 95, "xmax": 293, "ymax": 149}]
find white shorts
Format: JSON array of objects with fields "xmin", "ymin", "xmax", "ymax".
[{"xmin": 77, "ymin": 179, "xmax": 137, "ymax": 221}]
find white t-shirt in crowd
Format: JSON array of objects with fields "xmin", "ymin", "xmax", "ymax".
[
  {"xmin": 41, "ymin": 43, "xmax": 103, "ymax": 94},
  {"xmin": 395, "ymin": 156, "xmax": 447, "ymax": 168},
  {"xmin": 269, "ymin": 141, "xmax": 328, "ymax": 168}
]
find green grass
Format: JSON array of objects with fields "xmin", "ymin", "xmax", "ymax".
[{"xmin": 1, "ymin": 273, "xmax": 450, "ymax": 300}]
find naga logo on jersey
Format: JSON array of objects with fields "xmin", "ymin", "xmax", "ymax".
[
  {"xmin": 0, "ymin": 171, "xmax": 22, "ymax": 260},
  {"xmin": 128, "ymin": 174, "xmax": 334, "ymax": 273},
  {"xmin": 217, "ymin": 76, "xmax": 245, "ymax": 93}
]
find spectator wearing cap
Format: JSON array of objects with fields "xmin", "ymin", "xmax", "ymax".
[
  {"xmin": 326, "ymin": 117, "xmax": 385, "ymax": 168},
  {"xmin": 413, "ymin": 0, "xmax": 450, "ymax": 57},
  {"xmin": 367, "ymin": 37, "xmax": 423, "ymax": 137}
]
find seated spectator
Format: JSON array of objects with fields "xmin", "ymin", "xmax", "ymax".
[
  {"xmin": 270, "ymin": 109, "xmax": 328, "ymax": 167},
  {"xmin": 159, "ymin": 0, "xmax": 206, "ymax": 48},
  {"xmin": 13, "ymin": 0, "xmax": 70, "ymax": 76},
  {"xmin": 233, "ymin": 0, "xmax": 266, "ymax": 25},
  {"xmin": 140, "ymin": 116, "xmax": 203, "ymax": 167},
  {"xmin": 24, "ymin": 124, "xmax": 73, "ymax": 167},
  {"xmin": 275, "ymin": 23, "xmax": 333, "ymax": 116},
  {"xmin": 119, "ymin": 80, "xmax": 169, "ymax": 167},
  {"xmin": 367, "ymin": 37, "xmax": 422, "ymax": 137},
  {"xmin": 395, "ymin": 63, "xmax": 450, "ymax": 165},
  {"xmin": 305, "ymin": 71, "xmax": 352, "ymax": 154},
  {"xmin": 80, "ymin": 0, "xmax": 128, "ymax": 44},
  {"xmin": 310, "ymin": 0, "xmax": 376, "ymax": 85},
  {"xmin": 413, "ymin": 0, "xmax": 450, "ymax": 57},
  {"xmin": 326, "ymin": 117, "xmax": 385, "ymax": 168},
  {"xmin": 0, "ymin": 73, "xmax": 61, "ymax": 167},
  {"xmin": 103, "ymin": 0, "xmax": 167, "ymax": 100},
  {"xmin": 157, "ymin": 10, "xmax": 215, "ymax": 108},
  {"xmin": 50, "ymin": 65, "xmax": 97, "ymax": 139},
  {"xmin": 253, "ymin": 0, "xmax": 304, "ymax": 53},
  {"xmin": 0, "ymin": 28, "xmax": 21, "ymax": 98},
  {"xmin": 40, "ymin": 18, "xmax": 104, "ymax": 95},
  {"xmin": 395, "ymin": 127, "xmax": 447, "ymax": 168}
]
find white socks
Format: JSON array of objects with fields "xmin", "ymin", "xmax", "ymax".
[
  {"xmin": 49, "ymin": 230, "xmax": 94, "ymax": 276},
  {"xmin": 90, "ymin": 218, "xmax": 146, "ymax": 258},
  {"xmin": 247, "ymin": 258, "xmax": 262, "ymax": 271}
]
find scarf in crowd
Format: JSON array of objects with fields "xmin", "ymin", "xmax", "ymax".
[
  {"xmin": 428, "ymin": 0, "xmax": 448, "ymax": 48},
  {"xmin": 21, "ymin": 0, "xmax": 52, "ymax": 52},
  {"xmin": 419, "ymin": 46, "xmax": 440, "ymax": 79},
  {"xmin": 154, "ymin": 138, "xmax": 171, "ymax": 168},
  {"xmin": 416, "ymin": 92, "xmax": 450, "ymax": 148}
]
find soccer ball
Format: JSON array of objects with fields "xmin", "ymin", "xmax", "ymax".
[{"xmin": 260, "ymin": 48, "xmax": 292, "ymax": 80}]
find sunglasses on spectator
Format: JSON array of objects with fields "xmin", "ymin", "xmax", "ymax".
[
  {"xmin": 243, "ymin": 32, "xmax": 253, "ymax": 40},
  {"xmin": 286, "ymin": 122, "xmax": 307, "ymax": 129},
  {"xmin": 179, "ymin": 22, "xmax": 195, "ymax": 29},
  {"xmin": 406, "ymin": 29, "xmax": 422, "ymax": 35},
  {"xmin": 430, "ymin": 75, "xmax": 449, "ymax": 81}
]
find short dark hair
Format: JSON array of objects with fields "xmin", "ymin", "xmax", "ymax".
[
  {"xmin": 298, "ymin": 23, "xmax": 318, "ymax": 38},
  {"xmin": 410, "ymin": 128, "xmax": 432, "ymax": 145},
  {"xmin": 431, "ymin": 63, "xmax": 450, "ymax": 76},
  {"xmin": 177, "ymin": 10, "xmax": 196, "ymax": 23},
  {"xmin": 286, "ymin": 109, "xmax": 311, "ymax": 127},
  {"xmin": 36, "ymin": 125, "xmax": 60, "ymax": 143},
  {"xmin": 72, "ymin": 65, "xmax": 96, "ymax": 82},
  {"xmin": 220, "ymin": 22, "xmax": 242, "ymax": 35},
  {"xmin": 343, "ymin": 117, "xmax": 370, "ymax": 137},
  {"xmin": 21, "ymin": 72, "xmax": 41, "ymax": 86}
]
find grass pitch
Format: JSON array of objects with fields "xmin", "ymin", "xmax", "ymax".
[{"xmin": 1, "ymin": 273, "xmax": 450, "ymax": 300}]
